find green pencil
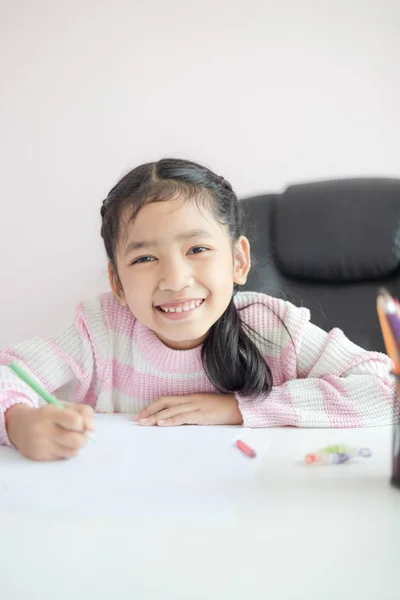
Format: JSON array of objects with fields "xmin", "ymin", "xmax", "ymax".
[
  {"xmin": 9, "ymin": 361, "xmax": 95, "ymax": 440},
  {"xmin": 10, "ymin": 361, "xmax": 64, "ymax": 407}
]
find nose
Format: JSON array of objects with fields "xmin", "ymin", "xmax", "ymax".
[{"xmin": 158, "ymin": 256, "xmax": 194, "ymax": 292}]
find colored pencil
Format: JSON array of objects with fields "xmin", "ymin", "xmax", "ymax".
[
  {"xmin": 9, "ymin": 361, "xmax": 95, "ymax": 440},
  {"xmin": 236, "ymin": 439, "xmax": 257, "ymax": 458},
  {"xmin": 377, "ymin": 293, "xmax": 400, "ymax": 376},
  {"xmin": 379, "ymin": 288, "xmax": 400, "ymax": 343}
]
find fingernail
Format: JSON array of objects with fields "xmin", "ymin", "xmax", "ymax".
[
  {"xmin": 157, "ymin": 419, "xmax": 165, "ymax": 425},
  {"xmin": 86, "ymin": 418, "xmax": 96, "ymax": 431},
  {"xmin": 140, "ymin": 418, "xmax": 148, "ymax": 425}
]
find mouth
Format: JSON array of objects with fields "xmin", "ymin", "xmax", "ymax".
[
  {"xmin": 156, "ymin": 299, "xmax": 205, "ymax": 313},
  {"xmin": 154, "ymin": 299, "xmax": 205, "ymax": 320}
]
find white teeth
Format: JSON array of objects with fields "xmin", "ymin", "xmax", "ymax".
[{"xmin": 159, "ymin": 300, "xmax": 203, "ymax": 313}]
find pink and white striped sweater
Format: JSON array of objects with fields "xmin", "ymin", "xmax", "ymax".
[{"xmin": 0, "ymin": 291, "xmax": 395, "ymax": 445}]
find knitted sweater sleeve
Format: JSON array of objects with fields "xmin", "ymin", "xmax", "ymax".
[
  {"xmin": 235, "ymin": 294, "xmax": 395, "ymax": 428},
  {"xmin": 0, "ymin": 301, "xmax": 97, "ymax": 446}
]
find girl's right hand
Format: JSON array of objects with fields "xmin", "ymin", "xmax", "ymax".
[{"xmin": 5, "ymin": 402, "xmax": 95, "ymax": 461}]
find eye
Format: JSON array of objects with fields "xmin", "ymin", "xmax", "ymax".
[
  {"xmin": 130, "ymin": 256, "xmax": 156, "ymax": 265},
  {"xmin": 188, "ymin": 246, "xmax": 208, "ymax": 255}
]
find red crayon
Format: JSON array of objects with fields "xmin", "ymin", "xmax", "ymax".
[{"xmin": 235, "ymin": 439, "xmax": 256, "ymax": 458}]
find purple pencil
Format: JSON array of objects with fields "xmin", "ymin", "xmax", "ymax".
[{"xmin": 379, "ymin": 288, "xmax": 400, "ymax": 344}]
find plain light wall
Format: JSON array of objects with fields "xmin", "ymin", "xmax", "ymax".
[{"xmin": 0, "ymin": 0, "xmax": 399, "ymax": 347}]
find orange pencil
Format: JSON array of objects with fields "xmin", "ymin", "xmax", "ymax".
[{"xmin": 377, "ymin": 295, "xmax": 400, "ymax": 376}]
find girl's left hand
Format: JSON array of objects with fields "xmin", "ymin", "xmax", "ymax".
[{"xmin": 133, "ymin": 393, "xmax": 243, "ymax": 427}]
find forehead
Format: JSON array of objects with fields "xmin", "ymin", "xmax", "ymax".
[{"xmin": 119, "ymin": 198, "xmax": 225, "ymax": 244}]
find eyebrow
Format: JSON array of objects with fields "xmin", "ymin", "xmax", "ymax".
[{"xmin": 123, "ymin": 229, "xmax": 214, "ymax": 257}]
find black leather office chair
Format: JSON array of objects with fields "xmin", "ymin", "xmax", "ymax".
[{"xmin": 241, "ymin": 178, "xmax": 400, "ymax": 352}]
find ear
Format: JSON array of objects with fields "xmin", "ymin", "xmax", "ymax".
[
  {"xmin": 108, "ymin": 263, "xmax": 127, "ymax": 306},
  {"xmin": 233, "ymin": 236, "xmax": 251, "ymax": 285}
]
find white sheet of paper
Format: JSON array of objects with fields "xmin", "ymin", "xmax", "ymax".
[{"xmin": 0, "ymin": 414, "xmax": 270, "ymax": 518}]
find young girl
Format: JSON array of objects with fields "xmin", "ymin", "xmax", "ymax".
[{"xmin": 0, "ymin": 159, "xmax": 395, "ymax": 460}]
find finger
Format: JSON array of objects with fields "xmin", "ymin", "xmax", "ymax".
[
  {"xmin": 139, "ymin": 404, "xmax": 197, "ymax": 426},
  {"xmin": 23, "ymin": 449, "xmax": 62, "ymax": 463},
  {"xmin": 157, "ymin": 411, "xmax": 202, "ymax": 427},
  {"xmin": 69, "ymin": 404, "xmax": 96, "ymax": 431},
  {"xmin": 54, "ymin": 427, "xmax": 88, "ymax": 450},
  {"xmin": 136, "ymin": 396, "xmax": 188, "ymax": 420},
  {"xmin": 52, "ymin": 443, "xmax": 81, "ymax": 459},
  {"xmin": 51, "ymin": 406, "xmax": 85, "ymax": 432}
]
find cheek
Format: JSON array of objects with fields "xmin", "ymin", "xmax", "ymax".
[
  {"xmin": 200, "ymin": 255, "xmax": 235, "ymax": 290},
  {"xmin": 120, "ymin": 271, "xmax": 151, "ymax": 303}
]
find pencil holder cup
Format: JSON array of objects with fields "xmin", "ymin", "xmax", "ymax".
[{"xmin": 391, "ymin": 377, "xmax": 400, "ymax": 488}]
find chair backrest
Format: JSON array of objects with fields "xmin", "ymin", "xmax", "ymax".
[{"xmin": 240, "ymin": 178, "xmax": 400, "ymax": 352}]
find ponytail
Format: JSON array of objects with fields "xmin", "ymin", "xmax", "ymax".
[{"xmin": 201, "ymin": 298, "xmax": 272, "ymax": 397}]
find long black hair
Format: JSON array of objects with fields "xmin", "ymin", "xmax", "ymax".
[{"xmin": 100, "ymin": 158, "xmax": 272, "ymax": 397}]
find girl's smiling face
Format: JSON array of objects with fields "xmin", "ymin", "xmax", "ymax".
[{"xmin": 110, "ymin": 197, "xmax": 250, "ymax": 350}]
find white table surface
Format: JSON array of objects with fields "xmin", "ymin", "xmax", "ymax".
[{"xmin": 1, "ymin": 415, "xmax": 399, "ymax": 600}]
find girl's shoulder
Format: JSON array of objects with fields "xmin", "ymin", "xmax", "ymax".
[
  {"xmin": 234, "ymin": 291, "xmax": 311, "ymax": 341},
  {"xmin": 76, "ymin": 292, "xmax": 137, "ymax": 334}
]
